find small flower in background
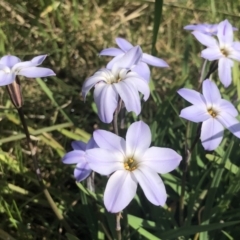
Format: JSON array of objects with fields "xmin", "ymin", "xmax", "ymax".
[
  {"xmin": 62, "ymin": 138, "xmax": 97, "ymax": 182},
  {"xmin": 86, "ymin": 121, "xmax": 182, "ymax": 213},
  {"xmin": 191, "ymin": 19, "xmax": 240, "ymax": 87},
  {"xmin": 0, "ymin": 55, "xmax": 55, "ymax": 86},
  {"xmin": 178, "ymin": 79, "xmax": 240, "ymax": 151},
  {"xmin": 184, "ymin": 23, "xmax": 237, "ymax": 36},
  {"xmin": 82, "ymin": 46, "xmax": 150, "ymax": 123},
  {"xmin": 99, "ymin": 37, "xmax": 169, "ymax": 82}
]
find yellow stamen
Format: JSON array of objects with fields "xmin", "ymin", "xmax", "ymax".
[
  {"xmin": 124, "ymin": 158, "xmax": 137, "ymax": 171},
  {"xmin": 208, "ymin": 108, "xmax": 217, "ymax": 118}
]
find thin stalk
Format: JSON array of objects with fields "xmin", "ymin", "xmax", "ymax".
[
  {"xmin": 112, "ymin": 100, "xmax": 123, "ymax": 240},
  {"xmin": 179, "ymin": 123, "xmax": 201, "ymax": 226},
  {"xmin": 17, "ymin": 107, "xmax": 73, "ymax": 233}
]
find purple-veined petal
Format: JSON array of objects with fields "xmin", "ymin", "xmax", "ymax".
[
  {"xmin": 126, "ymin": 121, "xmax": 151, "ymax": 158},
  {"xmin": 71, "ymin": 141, "xmax": 87, "ymax": 151},
  {"xmin": 82, "ymin": 73, "xmax": 107, "ymax": 99},
  {"xmin": 201, "ymin": 118, "xmax": 224, "ymax": 151},
  {"xmin": 93, "ymin": 130, "xmax": 126, "ymax": 155},
  {"xmin": 115, "ymin": 38, "xmax": 133, "ymax": 52},
  {"xmin": 0, "ymin": 72, "xmax": 16, "ymax": 86},
  {"xmin": 131, "ymin": 62, "xmax": 151, "ymax": 82},
  {"xmin": 141, "ymin": 147, "xmax": 182, "ymax": 173},
  {"xmin": 113, "ymin": 79, "xmax": 141, "ymax": 115},
  {"xmin": 124, "ymin": 74, "xmax": 150, "ymax": 101},
  {"xmin": 62, "ymin": 150, "xmax": 85, "ymax": 164},
  {"xmin": 218, "ymin": 99, "xmax": 238, "ymax": 117},
  {"xmin": 86, "ymin": 148, "xmax": 124, "ymax": 175},
  {"xmin": 0, "ymin": 55, "xmax": 21, "ymax": 68},
  {"xmin": 201, "ymin": 47, "xmax": 222, "ymax": 61},
  {"xmin": 232, "ymin": 42, "xmax": 240, "ymax": 51},
  {"xmin": 229, "ymin": 48, "xmax": 240, "ymax": 61},
  {"xmin": 192, "ymin": 31, "xmax": 218, "ymax": 47},
  {"xmin": 133, "ymin": 166, "xmax": 167, "ymax": 206},
  {"xmin": 99, "ymin": 47, "xmax": 124, "ymax": 56},
  {"xmin": 106, "ymin": 54, "xmax": 124, "ymax": 69},
  {"xmin": 31, "ymin": 55, "xmax": 47, "ymax": 65},
  {"xmin": 142, "ymin": 53, "xmax": 169, "ymax": 67},
  {"xmin": 180, "ymin": 105, "xmax": 210, "ymax": 122},
  {"xmin": 104, "ymin": 170, "xmax": 137, "ymax": 213},
  {"xmin": 94, "ymin": 82, "xmax": 118, "ymax": 123},
  {"xmin": 177, "ymin": 88, "xmax": 206, "ymax": 107},
  {"xmin": 86, "ymin": 137, "xmax": 98, "ymax": 150},
  {"xmin": 74, "ymin": 162, "xmax": 92, "ymax": 182},
  {"xmin": 217, "ymin": 112, "xmax": 240, "ymax": 138},
  {"xmin": 218, "ymin": 58, "xmax": 233, "ymax": 87},
  {"xmin": 18, "ymin": 67, "xmax": 55, "ymax": 78},
  {"xmin": 202, "ymin": 79, "xmax": 221, "ymax": 106},
  {"xmin": 112, "ymin": 46, "xmax": 142, "ymax": 71},
  {"xmin": 217, "ymin": 20, "xmax": 233, "ymax": 46}
]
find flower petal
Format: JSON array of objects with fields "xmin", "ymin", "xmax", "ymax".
[
  {"xmin": 177, "ymin": 88, "xmax": 206, "ymax": 107},
  {"xmin": 229, "ymin": 48, "xmax": 240, "ymax": 61},
  {"xmin": 0, "ymin": 72, "xmax": 16, "ymax": 86},
  {"xmin": 74, "ymin": 162, "xmax": 92, "ymax": 182},
  {"xmin": 93, "ymin": 130, "xmax": 126, "ymax": 154},
  {"xmin": 218, "ymin": 99, "xmax": 238, "ymax": 117},
  {"xmin": 82, "ymin": 72, "xmax": 107, "ymax": 99},
  {"xmin": 62, "ymin": 150, "xmax": 85, "ymax": 164},
  {"xmin": 18, "ymin": 67, "xmax": 55, "ymax": 78},
  {"xmin": 217, "ymin": 19, "xmax": 233, "ymax": 46},
  {"xmin": 94, "ymin": 83, "xmax": 119, "ymax": 123},
  {"xmin": 112, "ymin": 46, "xmax": 142, "ymax": 70},
  {"xmin": 217, "ymin": 112, "xmax": 240, "ymax": 138},
  {"xmin": 142, "ymin": 53, "xmax": 169, "ymax": 67},
  {"xmin": 86, "ymin": 148, "xmax": 124, "ymax": 175},
  {"xmin": 113, "ymin": 79, "xmax": 141, "ymax": 115},
  {"xmin": 104, "ymin": 170, "xmax": 137, "ymax": 213},
  {"xmin": 31, "ymin": 55, "xmax": 48, "ymax": 65},
  {"xmin": 86, "ymin": 137, "xmax": 98, "ymax": 150},
  {"xmin": 201, "ymin": 118, "xmax": 224, "ymax": 151},
  {"xmin": 202, "ymin": 79, "xmax": 221, "ymax": 106},
  {"xmin": 218, "ymin": 58, "xmax": 233, "ymax": 87},
  {"xmin": 71, "ymin": 141, "xmax": 87, "ymax": 151},
  {"xmin": 180, "ymin": 105, "xmax": 210, "ymax": 122},
  {"xmin": 99, "ymin": 48, "xmax": 124, "ymax": 56},
  {"xmin": 106, "ymin": 54, "xmax": 124, "ymax": 69},
  {"xmin": 124, "ymin": 73, "xmax": 150, "ymax": 101},
  {"xmin": 115, "ymin": 38, "xmax": 133, "ymax": 52},
  {"xmin": 201, "ymin": 47, "xmax": 222, "ymax": 61},
  {"xmin": 141, "ymin": 147, "xmax": 182, "ymax": 173},
  {"xmin": 133, "ymin": 166, "xmax": 167, "ymax": 206},
  {"xmin": 192, "ymin": 31, "xmax": 218, "ymax": 47},
  {"xmin": 126, "ymin": 121, "xmax": 151, "ymax": 158},
  {"xmin": 0, "ymin": 55, "xmax": 21, "ymax": 68},
  {"xmin": 131, "ymin": 62, "xmax": 151, "ymax": 82}
]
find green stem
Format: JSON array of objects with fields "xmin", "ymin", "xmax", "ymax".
[{"xmin": 17, "ymin": 107, "xmax": 74, "ymax": 234}]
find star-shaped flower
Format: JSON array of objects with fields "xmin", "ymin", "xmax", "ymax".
[
  {"xmin": 86, "ymin": 121, "xmax": 182, "ymax": 213},
  {"xmin": 62, "ymin": 138, "xmax": 98, "ymax": 182},
  {"xmin": 99, "ymin": 37, "xmax": 169, "ymax": 81},
  {"xmin": 0, "ymin": 55, "xmax": 55, "ymax": 86},
  {"xmin": 82, "ymin": 46, "xmax": 150, "ymax": 123},
  {"xmin": 178, "ymin": 79, "xmax": 240, "ymax": 150},
  {"xmin": 192, "ymin": 19, "xmax": 240, "ymax": 87}
]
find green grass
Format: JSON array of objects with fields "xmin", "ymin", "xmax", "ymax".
[{"xmin": 1, "ymin": 0, "xmax": 240, "ymax": 239}]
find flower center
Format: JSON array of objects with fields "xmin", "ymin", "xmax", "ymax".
[
  {"xmin": 208, "ymin": 108, "xmax": 218, "ymax": 118},
  {"xmin": 220, "ymin": 48, "xmax": 230, "ymax": 57},
  {"xmin": 124, "ymin": 158, "xmax": 137, "ymax": 171}
]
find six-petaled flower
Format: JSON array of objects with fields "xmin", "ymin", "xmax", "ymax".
[
  {"xmin": 178, "ymin": 79, "xmax": 240, "ymax": 151},
  {"xmin": 86, "ymin": 121, "xmax": 182, "ymax": 213}
]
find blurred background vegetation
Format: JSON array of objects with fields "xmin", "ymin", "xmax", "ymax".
[{"xmin": 1, "ymin": 0, "xmax": 240, "ymax": 239}]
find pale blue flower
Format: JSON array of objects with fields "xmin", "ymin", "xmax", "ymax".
[
  {"xmin": 62, "ymin": 138, "xmax": 97, "ymax": 182},
  {"xmin": 99, "ymin": 37, "xmax": 169, "ymax": 82},
  {"xmin": 192, "ymin": 19, "xmax": 240, "ymax": 87},
  {"xmin": 86, "ymin": 121, "xmax": 182, "ymax": 213},
  {"xmin": 0, "ymin": 55, "xmax": 55, "ymax": 86},
  {"xmin": 82, "ymin": 46, "xmax": 150, "ymax": 123},
  {"xmin": 178, "ymin": 79, "xmax": 240, "ymax": 151}
]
